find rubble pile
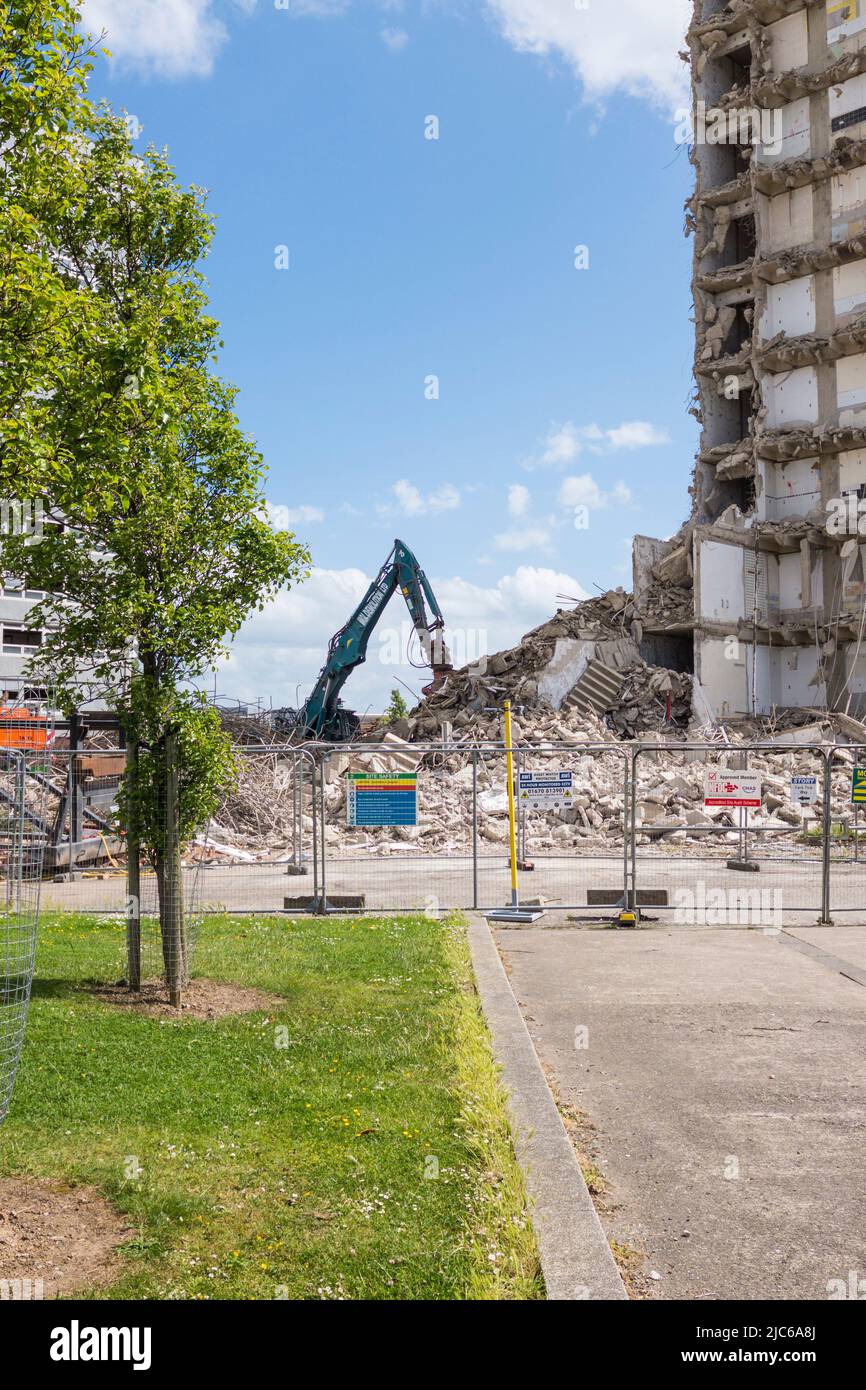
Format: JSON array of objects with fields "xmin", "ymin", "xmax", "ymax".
[
  {"xmin": 404, "ymin": 588, "xmax": 678, "ymax": 744},
  {"xmin": 606, "ymin": 667, "xmax": 694, "ymax": 738}
]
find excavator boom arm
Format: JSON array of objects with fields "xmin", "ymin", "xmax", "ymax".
[{"xmin": 296, "ymin": 540, "xmax": 451, "ymax": 741}]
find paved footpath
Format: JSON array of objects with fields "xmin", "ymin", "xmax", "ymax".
[{"xmin": 496, "ymin": 920, "xmax": 866, "ymax": 1301}]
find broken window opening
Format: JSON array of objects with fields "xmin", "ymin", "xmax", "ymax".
[
  {"xmin": 733, "ymin": 213, "xmax": 756, "ymax": 264},
  {"xmin": 638, "ymin": 632, "xmax": 695, "ymax": 675},
  {"xmin": 722, "ymin": 303, "xmax": 753, "ymax": 358}
]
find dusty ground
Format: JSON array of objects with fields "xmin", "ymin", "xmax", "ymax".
[
  {"xmin": 0, "ymin": 1179, "xmax": 131, "ymax": 1298},
  {"xmin": 89, "ymin": 977, "xmax": 283, "ymax": 1020},
  {"xmin": 496, "ymin": 919, "xmax": 866, "ymax": 1301}
]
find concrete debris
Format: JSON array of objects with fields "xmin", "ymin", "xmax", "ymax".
[{"xmin": 405, "ymin": 588, "xmax": 694, "ymax": 746}]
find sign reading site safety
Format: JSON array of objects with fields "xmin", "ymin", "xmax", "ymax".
[
  {"xmin": 704, "ymin": 769, "xmax": 762, "ymax": 809},
  {"xmin": 518, "ymin": 771, "xmax": 574, "ymax": 810},
  {"xmin": 853, "ymin": 769, "xmax": 866, "ymax": 805},
  {"xmin": 347, "ymin": 773, "xmax": 417, "ymax": 827},
  {"xmin": 791, "ymin": 775, "xmax": 819, "ymax": 806}
]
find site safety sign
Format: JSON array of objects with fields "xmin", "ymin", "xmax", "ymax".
[
  {"xmin": 347, "ymin": 773, "xmax": 417, "ymax": 827},
  {"xmin": 704, "ymin": 769, "xmax": 762, "ymax": 809},
  {"xmin": 791, "ymin": 775, "xmax": 819, "ymax": 807},
  {"xmin": 853, "ymin": 769, "xmax": 866, "ymax": 805},
  {"xmin": 518, "ymin": 771, "xmax": 574, "ymax": 810}
]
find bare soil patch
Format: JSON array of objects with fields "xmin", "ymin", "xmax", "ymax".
[
  {"xmin": 89, "ymin": 976, "xmax": 282, "ymax": 1020},
  {"xmin": 0, "ymin": 1179, "xmax": 130, "ymax": 1298}
]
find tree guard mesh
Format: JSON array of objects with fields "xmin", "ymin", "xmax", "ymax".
[{"xmin": 1, "ymin": 748, "xmax": 48, "ymax": 1124}]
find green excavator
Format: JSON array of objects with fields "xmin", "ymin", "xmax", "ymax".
[{"xmin": 279, "ymin": 540, "xmax": 452, "ymax": 742}]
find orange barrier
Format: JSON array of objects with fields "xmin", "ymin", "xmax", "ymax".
[{"xmin": 0, "ymin": 705, "xmax": 51, "ymax": 751}]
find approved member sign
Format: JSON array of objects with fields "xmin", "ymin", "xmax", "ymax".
[{"xmin": 704, "ymin": 769, "xmax": 762, "ymax": 809}]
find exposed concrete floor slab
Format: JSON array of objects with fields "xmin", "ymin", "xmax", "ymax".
[{"xmin": 496, "ymin": 923, "xmax": 866, "ymax": 1301}]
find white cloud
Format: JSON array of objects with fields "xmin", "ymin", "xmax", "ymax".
[
  {"xmin": 381, "ymin": 480, "xmax": 461, "ymax": 518},
  {"xmin": 81, "ymin": 0, "xmax": 351, "ymax": 78},
  {"xmin": 81, "ymin": 1, "xmax": 229, "ymax": 79},
  {"xmin": 217, "ymin": 564, "xmax": 589, "ymax": 708},
  {"xmin": 559, "ymin": 474, "xmax": 633, "ymax": 510},
  {"xmin": 605, "ymin": 421, "xmax": 671, "ymax": 451},
  {"xmin": 380, "ymin": 26, "xmax": 410, "ymax": 51},
  {"xmin": 494, "ymin": 525, "xmax": 552, "ymax": 553},
  {"xmin": 290, "ymin": 0, "xmax": 351, "ymax": 13},
  {"xmin": 265, "ymin": 502, "xmax": 326, "ymax": 527},
  {"xmin": 507, "ymin": 483, "xmax": 530, "ymax": 518},
  {"xmin": 486, "ymin": 0, "xmax": 690, "ymax": 111},
  {"xmin": 526, "ymin": 419, "xmax": 670, "ymax": 470}
]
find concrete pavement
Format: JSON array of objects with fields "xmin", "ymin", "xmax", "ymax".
[{"xmin": 495, "ymin": 919, "xmax": 866, "ymax": 1301}]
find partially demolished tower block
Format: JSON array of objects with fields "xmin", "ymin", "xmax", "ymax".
[{"xmin": 642, "ymin": 0, "xmax": 866, "ymax": 720}]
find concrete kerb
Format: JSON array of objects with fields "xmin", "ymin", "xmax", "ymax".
[{"xmin": 467, "ymin": 913, "xmax": 627, "ymax": 1301}]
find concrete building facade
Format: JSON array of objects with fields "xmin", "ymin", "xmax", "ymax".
[
  {"xmin": 0, "ymin": 577, "xmax": 47, "ymax": 703},
  {"xmin": 638, "ymin": 0, "xmax": 866, "ymax": 721}
]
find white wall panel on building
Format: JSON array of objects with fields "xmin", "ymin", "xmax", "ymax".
[
  {"xmin": 765, "ymin": 186, "xmax": 813, "ymax": 251},
  {"xmin": 760, "ymin": 274, "xmax": 815, "ymax": 339},
  {"xmin": 768, "ymin": 11, "xmax": 809, "ymax": 69},
  {"xmin": 778, "ymin": 551, "xmax": 804, "ymax": 611},
  {"xmin": 697, "ymin": 540, "xmax": 746, "ymax": 623},
  {"xmin": 764, "ymin": 365, "xmax": 819, "ymax": 428},
  {"xmin": 832, "ymin": 167, "xmax": 866, "ymax": 243},
  {"xmin": 837, "ymin": 351, "xmax": 866, "ymax": 416},
  {"xmin": 759, "ymin": 457, "xmax": 821, "ymax": 520},
  {"xmin": 698, "ymin": 637, "xmax": 750, "ymax": 718},
  {"xmin": 773, "ymin": 646, "xmax": 824, "ymax": 707},
  {"xmin": 845, "ymin": 645, "xmax": 866, "ymax": 710},
  {"xmin": 831, "ymin": 73, "xmax": 866, "ymax": 142},
  {"xmin": 839, "ymin": 447, "xmax": 866, "ymax": 492},
  {"xmin": 834, "ymin": 259, "xmax": 866, "ymax": 323},
  {"xmin": 757, "ymin": 97, "xmax": 810, "ymax": 163}
]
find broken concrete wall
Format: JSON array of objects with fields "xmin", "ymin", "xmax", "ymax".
[{"xmin": 638, "ymin": 0, "xmax": 866, "ymax": 721}]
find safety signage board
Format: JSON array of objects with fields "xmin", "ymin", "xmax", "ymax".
[
  {"xmin": 853, "ymin": 768, "xmax": 866, "ymax": 805},
  {"xmin": 518, "ymin": 771, "xmax": 574, "ymax": 810},
  {"xmin": 347, "ymin": 773, "xmax": 417, "ymax": 827},
  {"xmin": 791, "ymin": 775, "xmax": 819, "ymax": 806},
  {"xmin": 704, "ymin": 769, "xmax": 762, "ymax": 809}
]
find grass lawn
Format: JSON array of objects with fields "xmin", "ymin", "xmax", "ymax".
[{"xmin": 0, "ymin": 911, "xmax": 544, "ymax": 1300}]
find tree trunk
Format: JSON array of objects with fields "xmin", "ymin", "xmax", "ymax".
[
  {"xmin": 159, "ymin": 729, "xmax": 185, "ymax": 1007},
  {"xmin": 126, "ymin": 739, "xmax": 141, "ymax": 992}
]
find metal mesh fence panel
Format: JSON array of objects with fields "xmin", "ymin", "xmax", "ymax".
[
  {"xmin": 478, "ymin": 744, "xmax": 630, "ymax": 913},
  {"xmin": 26, "ymin": 737, "xmax": 866, "ymax": 927},
  {"xmin": 189, "ymin": 747, "xmax": 317, "ymax": 916},
  {"xmin": 631, "ymin": 744, "xmax": 828, "ymax": 925},
  {"xmin": 317, "ymin": 744, "xmax": 474, "ymax": 914},
  {"xmin": 313, "ymin": 741, "xmax": 630, "ymax": 915},
  {"xmin": 1, "ymin": 749, "xmax": 49, "ymax": 1123},
  {"xmin": 827, "ymin": 744, "xmax": 866, "ymax": 919}
]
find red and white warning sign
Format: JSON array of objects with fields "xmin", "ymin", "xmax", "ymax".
[{"xmin": 704, "ymin": 769, "xmax": 762, "ymax": 809}]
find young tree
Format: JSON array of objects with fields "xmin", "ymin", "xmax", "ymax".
[
  {"xmin": 384, "ymin": 688, "xmax": 409, "ymax": 725},
  {"xmin": 1, "ymin": 15, "xmax": 310, "ymax": 1003}
]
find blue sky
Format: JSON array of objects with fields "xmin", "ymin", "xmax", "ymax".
[{"xmin": 82, "ymin": 0, "xmax": 694, "ymax": 713}]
